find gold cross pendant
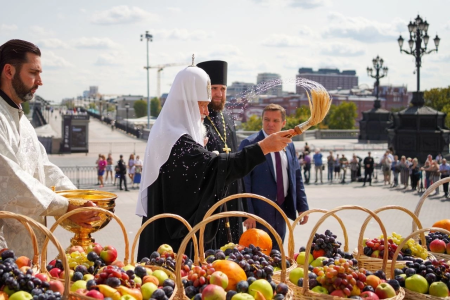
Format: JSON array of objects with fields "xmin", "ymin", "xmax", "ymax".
[{"xmin": 223, "ymin": 147, "xmax": 231, "ymax": 154}]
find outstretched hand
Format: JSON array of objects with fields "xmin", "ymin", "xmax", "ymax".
[
  {"xmin": 243, "ymin": 218, "xmax": 256, "ymax": 230},
  {"xmin": 67, "ymin": 201, "xmax": 101, "ymax": 228},
  {"xmin": 258, "ymin": 129, "xmax": 295, "ymax": 155}
]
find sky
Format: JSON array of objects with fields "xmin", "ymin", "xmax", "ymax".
[{"xmin": 1, "ymin": 0, "xmax": 449, "ymax": 102}]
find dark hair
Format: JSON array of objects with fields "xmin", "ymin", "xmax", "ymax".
[
  {"xmin": 0, "ymin": 39, "xmax": 41, "ymax": 76},
  {"xmin": 262, "ymin": 103, "xmax": 286, "ymax": 121}
]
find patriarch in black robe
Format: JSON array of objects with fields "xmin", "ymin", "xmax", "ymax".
[{"xmin": 136, "ymin": 65, "xmax": 294, "ymax": 260}]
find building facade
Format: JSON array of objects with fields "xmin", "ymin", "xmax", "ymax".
[
  {"xmin": 296, "ymin": 68, "xmax": 358, "ymax": 93},
  {"xmin": 256, "ymin": 73, "xmax": 282, "ymax": 97}
]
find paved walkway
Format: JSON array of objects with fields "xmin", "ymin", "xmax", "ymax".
[{"xmin": 44, "ymin": 117, "xmax": 448, "ymax": 261}]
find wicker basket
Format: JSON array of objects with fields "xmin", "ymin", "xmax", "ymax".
[
  {"xmin": 40, "ymin": 207, "xmax": 130, "ymax": 300},
  {"xmin": 199, "ymin": 193, "xmax": 297, "ymax": 277},
  {"xmin": 353, "ymin": 205, "xmax": 427, "ymax": 272},
  {"xmin": 390, "ymin": 227, "xmax": 450, "ymax": 300},
  {"xmin": 292, "ymin": 205, "xmax": 405, "ymax": 300},
  {"xmin": 130, "ymin": 213, "xmax": 200, "ymax": 283},
  {"xmin": 173, "ymin": 211, "xmax": 294, "ymax": 300},
  {"xmin": 0, "ymin": 211, "xmax": 71, "ymax": 299},
  {"xmin": 413, "ymin": 176, "xmax": 450, "ymax": 261}
]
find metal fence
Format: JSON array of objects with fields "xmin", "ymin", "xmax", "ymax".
[{"xmin": 59, "ymin": 166, "xmax": 99, "ymax": 188}]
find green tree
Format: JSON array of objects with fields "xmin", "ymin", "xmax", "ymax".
[
  {"xmin": 22, "ymin": 101, "xmax": 30, "ymax": 115},
  {"xmin": 242, "ymin": 115, "xmax": 262, "ymax": 131},
  {"xmin": 424, "ymin": 86, "xmax": 450, "ymax": 128},
  {"xmin": 328, "ymin": 102, "xmax": 357, "ymax": 129},
  {"xmin": 88, "ymin": 102, "xmax": 96, "ymax": 110},
  {"xmin": 133, "ymin": 99, "xmax": 147, "ymax": 118},
  {"xmin": 151, "ymin": 97, "xmax": 161, "ymax": 117}
]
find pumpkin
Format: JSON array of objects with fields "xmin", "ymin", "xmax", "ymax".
[
  {"xmin": 212, "ymin": 260, "xmax": 247, "ymax": 291},
  {"xmin": 432, "ymin": 219, "xmax": 450, "ymax": 231},
  {"xmin": 239, "ymin": 228, "xmax": 272, "ymax": 255}
]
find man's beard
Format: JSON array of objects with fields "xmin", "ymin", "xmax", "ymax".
[
  {"xmin": 208, "ymin": 97, "xmax": 226, "ymax": 111},
  {"xmin": 12, "ymin": 73, "xmax": 36, "ymax": 102}
]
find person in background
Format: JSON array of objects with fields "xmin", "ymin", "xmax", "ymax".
[
  {"xmin": 334, "ymin": 154, "xmax": 341, "ymax": 180},
  {"xmin": 95, "ymin": 154, "xmax": 101, "ymax": 185},
  {"xmin": 97, "ymin": 154, "xmax": 106, "ymax": 188},
  {"xmin": 409, "ymin": 158, "xmax": 420, "ymax": 191},
  {"xmin": 391, "ymin": 155, "xmax": 400, "ymax": 187},
  {"xmin": 128, "ymin": 154, "xmax": 135, "ymax": 184},
  {"xmin": 350, "ymin": 154, "xmax": 358, "ymax": 182},
  {"xmin": 436, "ymin": 153, "xmax": 443, "ymax": 164},
  {"xmin": 380, "ymin": 152, "xmax": 392, "ymax": 186},
  {"xmin": 313, "ymin": 149, "xmax": 323, "ymax": 184},
  {"xmin": 363, "ymin": 152, "xmax": 374, "ymax": 187},
  {"xmin": 304, "ymin": 142, "xmax": 310, "ymax": 155},
  {"xmin": 422, "ymin": 155, "xmax": 433, "ymax": 189},
  {"xmin": 303, "ymin": 151, "xmax": 311, "ymax": 184},
  {"xmin": 327, "ymin": 151, "xmax": 334, "ymax": 183},
  {"xmin": 340, "ymin": 154, "xmax": 348, "ymax": 184},
  {"xmin": 132, "ymin": 155, "xmax": 143, "ymax": 189},
  {"xmin": 428, "ymin": 159, "xmax": 441, "ymax": 196},
  {"xmin": 105, "ymin": 153, "xmax": 114, "ymax": 185},
  {"xmin": 118, "ymin": 155, "xmax": 128, "ymax": 191},
  {"xmin": 399, "ymin": 156, "xmax": 409, "ymax": 189},
  {"xmin": 439, "ymin": 158, "xmax": 450, "ymax": 198}
]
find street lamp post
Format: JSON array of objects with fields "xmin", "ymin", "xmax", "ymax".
[
  {"xmin": 141, "ymin": 31, "xmax": 153, "ymax": 129},
  {"xmin": 366, "ymin": 56, "xmax": 388, "ymax": 109},
  {"xmin": 397, "ymin": 14, "xmax": 440, "ymax": 100},
  {"xmin": 125, "ymin": 103, "xmax": 129, "ymax": 135}
]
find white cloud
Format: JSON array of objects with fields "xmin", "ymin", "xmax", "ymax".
[
  {"xmin": 36, "ymin": 38, "xmax": 68, "ymax": 49},
  {"xmin": 41, "ymin": 51, "xmax": 73, "ymax": 69},
  {"xmin": 73, "ymin": 37, "xmax": 119, "ymax": 49},
  {"xmin": 0, "ymin": 24, "xmax": 18, "ymax": 34},
  {"xmin": 153, "ymin": 28, "xmax": 214, "ymax": 40},
  {"xmin": 80, "ymin": 8, "xmax": 87, "ymax": 14},
  {"xmin": 166, "ymin": 7, "xmax": 181, "ymax": 13},
  {"xmin": 30, "ymin": 25, "xmax": 54, "ymax": 36},
  {"xmin": 289, "ymin": 0, "xmax": 325, "ymax": 9},
  {"xmin": 95, "ymin": 52, "xmax": 124, "ymax": 66},
  {"xmin": 322, "ymin": 12, "xmax": 406, "ymax": 43},
  {"xmin": 320, "ymin": 43, "xmax": 365, "ymax": 57},
  {"xmin": 261, "ymin": 34, "xmax": 307, "ymax": 47},
  {"xmin": 444, "ymin": 21, "xmax": 450, "ymax": 31},
  {"xmin": 91, "ymin": 6, "xmax": 158, "ymax": 25},
  {"xmin": 298, "ymin": 25, "xmax": 317, "ymax": 37}
]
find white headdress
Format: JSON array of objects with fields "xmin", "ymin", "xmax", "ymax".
[{"xmin": 136, "ymin": 66, "xmax": 211, "ymax": 217}]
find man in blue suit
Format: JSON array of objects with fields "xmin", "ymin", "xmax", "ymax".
[{"xmin": 239, "ymin": 104, "xmax": 309, "ymax": 249}]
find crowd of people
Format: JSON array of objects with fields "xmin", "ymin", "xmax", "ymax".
[{"xmin": 95, "ymin": 153, "xmax": 143, "ymax": 190}]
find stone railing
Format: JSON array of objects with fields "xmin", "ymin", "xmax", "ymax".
[{"xmin": 237, "ymin": 129, "xmax": 360, "ymax": 143}]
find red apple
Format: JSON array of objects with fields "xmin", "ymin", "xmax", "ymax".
[
  {"xmin": 49, "ymin": 268, "xmax": 62, "ymax": 278},
  {"xmin": 375, "ymin": 283, "xmax": 396, "ymax": 299},
  {"xmin": 111, "ymin": 260, "xmax": 125, "ymax": 268},
  {"xmin": 86, "ymin": 290, "xmax": 104, "ymax": 299},
  {"xmin": 67, "ymin": 245, "xmax": 85, "ymax": 254},
  {"xmin": 202, "ymin": 284, "xmax": 226, "ymax": 300},
  {"xmin": 157, "ymin": 244, "xmax": 173, "ymax": 256},
  {"xmin": 210, "ymin": 271, "xmax": 229, "ymax": 290},
  {"xmin": 87, "ymin": 243, "xmax": 103, "ymax": 255},
  {"xmin": 100, "ymin": 245, "xmax": 118, "ymax": 265},
  {"xmin": 366, "ymin": 275, "xmax": 382, "ymax": 289},
  {"xmin": 49, "ymin": 280, "xmax": 65, "ymax": 294},
  {"xmin": 361, "ymin": 291, "xmax": 380, "ymax": 300},
  {"xmin": 429, "ymin": 240, "xmax": 446, "ymax": 253},
  {"xmin": 35, "ymin": 273, "xmax": 50, "ymax": 282},
  {"xmin": 59, "ymin": 269, "xmax": 74, "ymax": 280},
  {"xmin": 330, "ymin": 290, "xmax": 346, "ymax": 297}
]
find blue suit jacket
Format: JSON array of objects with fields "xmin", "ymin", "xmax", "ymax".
[{"xmin": 238, "ymin": 130, "xmax": 309, "ymax": 221}]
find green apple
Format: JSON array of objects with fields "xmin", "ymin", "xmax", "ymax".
[
  {"xmin": 70, "ymin": 280, "xmax": 87, "ymax": 292},
  {"xmin": 141, "ymin": 282, "xmax": 158, "ymax": 300},
  {"xmin": 248, "ymin": 279, "xmax": 273, "ymax": 300},
  {"xmin": 310, "ymin": 257, "xmax": 328, "ymax": 268},
  {"xmin": 9, "ymin": 291, "xmax": 33, "ymax": 300},
  {"xmin": 405, "ymin": 274, "xmax": 429, "ymax": 294},
  {"xmin": 120, "ymin": 295, "xmax": 137, "ymax": 300},
  {"xmin": 83, "ymin": 274, "xmax": 95, "ymax": 281},
  {"xmin": 231, "ymin": 293, "xmax": 255, "ymax": 300},
  {"xmin": 296, "ymin": 251, "xmax": 313, "ymax": 265},
  {"xmin": 134, "ymin": 276, "xmax": 142, "ymax": 285},
  {"xmin": 289, "ymin": 267, "xmax": 305, "ymax": 285},
  {"xmin": 152, "ymin": 270, "xmax": 168, "ymax": 285},
  {"xmin": 312, "ymin": 286, "xmax": 328, "ymax": 294},
  {"xmin": 3, "ymin": 286, "xmax": 15, "ymax": 297},
  {"xmin": 123, "ymin": 264, "xmax": 135, "ymax": 272},
  {"xmin": 429, "ymin": 281, "xmax": 449, "ymax": 297}
]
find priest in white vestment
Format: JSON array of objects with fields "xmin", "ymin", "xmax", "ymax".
[{"xmin": 0, "ymin": 39, "xmax": 99, "ymax": 257}]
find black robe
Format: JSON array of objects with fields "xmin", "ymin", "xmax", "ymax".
[
  {"xmin": 137, "ymin": 134, "xmax": 265, "ymax": 260},
  {"xmin": 204, "ymin": 110, "xmax": 246, "ymax": 248}
]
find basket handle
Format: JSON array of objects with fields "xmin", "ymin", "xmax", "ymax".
[
  {"xmin": 390, "ymin": 227, "xmax": 450, "ymax": 279},
  {"xmin": 0, "ymin": 211, "xmax": 70, "ymax": 299},
  {"xmin": 357, "ymin": 205, "xmax": 425, "ymax": 262},
  {"xmin": 413, "ymin": 176, "xmax": 450, "ymax": 232},
  {"xmin": 302, "ymin": 205, "xmax": 388, "ymax": 296},
  {"xmin": 130, "ymin": 213, "xmax": 199, "ymax": 265},
  {"xmin": 41, "ymin": 207, "xmax": 130, "ymax": 270},
  {"xmin": 292, "ymin": 209, "xmax": 349, "ymax": 253},
  {"xmin": 199, "ymin": 193, "xmax": 294, "ymax": 260},
  {"xmin": 174, "ymin": 211, "xmax": 286, "ymax": 299}
]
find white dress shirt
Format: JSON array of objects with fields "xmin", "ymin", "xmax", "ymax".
[{"xmin": 263, "ymin": 130, "xmax": 289, "ymax": 200}]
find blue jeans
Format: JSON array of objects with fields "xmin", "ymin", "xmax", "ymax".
[{"xmin": 328, "ymin": 164, "xmax": 333, "ymax": 180}]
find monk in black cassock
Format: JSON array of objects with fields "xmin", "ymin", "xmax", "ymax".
[
  {"xmin": 136, "ymin": 65, "xmax": 295, "ymax": 260},
  {"xmin": 197, "ymin": 60, "xmax": 245, "ymax": 248}
]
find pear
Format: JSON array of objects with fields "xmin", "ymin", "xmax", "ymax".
[
  {"xmin": 96, "ymin": 284, "xmax": 121, "ymax": 300},
  {"xmin": 116, "ymin": 286, "xmax": 143, "ymax": 300}
]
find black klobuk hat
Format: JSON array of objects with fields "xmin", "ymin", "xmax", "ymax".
[{"xmin": 196, "ymin": 60, "xmax": 228, "ymax": 86}]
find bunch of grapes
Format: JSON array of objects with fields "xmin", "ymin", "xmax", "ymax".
[
  {"xmin": 93, "ymin": 265, "xmax": 137, "ymax": 288},
  {"xmin": 364, "ymin": 237, "xmax": 401, "ymax": 260},
  {"xmin": 396, "ymin": 258, "xmax": 450, "ymax": 290},
  {"xmin": 183, "ymin": 264, "xmax": 216, "ymax": 297},
  {"xmin": 67, "ymin": 251, "xmax": 94, "ymax": 270},
  {"xmin": 425, "ymin": 232, "xmax": 450, "ymax": 250},
  {"xmin": 0, "ymin": 250, "xmax": 62, "ymax": 300},
  {"xmin": 141, "ymin": 251, "xmax": 192, "ymax": 273},
  {"xmin": 403, "ymin": 238, "xmax": 428, "ymax": 259},
  {"xmin": 307, "ymin": 230, "xmax": 346, "ymax": 258}
]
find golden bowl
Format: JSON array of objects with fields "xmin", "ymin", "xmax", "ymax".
[{"xmin": 55, "ymin": 190, "xmax": 117, "ymax": 250}]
